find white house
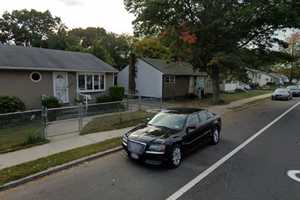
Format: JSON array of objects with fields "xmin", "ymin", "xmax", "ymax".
[{"xmin": 118, "ymin": 58, "xmax": 212, "ymax": 99}]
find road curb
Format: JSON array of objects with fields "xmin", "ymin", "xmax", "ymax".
[{"xmin": 0, "ymin": 146, "xmax": 123, "ymax": 192}]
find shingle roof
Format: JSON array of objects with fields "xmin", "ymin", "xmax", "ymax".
[
  {"xmin": 141, "ymin": 58, "xmax": 207, "ymax": 76},
  {"xmin": 0, "ymin": 45, "xmax": 118, "ymax": 73}
]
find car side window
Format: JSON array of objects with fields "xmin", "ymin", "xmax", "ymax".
[
  {"xmin": 186, "ymin": 114, "xmax": 200, "ymax": 127},
  {"xmin": 198, "ymin": 111, "xmax": 208, "ymax": 123}
]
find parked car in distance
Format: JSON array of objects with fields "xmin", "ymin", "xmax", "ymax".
[
  {"xmin": 271, "ymin": 88, "xmax": 292, "ymax": 101},
  {"xmin": 287, "ymin": 85, "xmax": 300, "ymax": 97},
  {"xmin": 122, "ymin": 108, "xmax": 222, "ymax": 168}
]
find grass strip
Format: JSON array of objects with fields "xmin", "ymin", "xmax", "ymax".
[
  {"xmin": 0, "ymin": 137, "xmax": 121, "ymax": 186},
  {"xmin": 80, "ymin": 111, "xmax": 154, "ymax": 135}
]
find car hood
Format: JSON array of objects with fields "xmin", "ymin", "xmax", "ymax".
[{"xmin": 127, "ymin": 124, "xmax": 180, "ymax": 143}]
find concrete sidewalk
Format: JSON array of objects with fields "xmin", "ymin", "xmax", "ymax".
[
  {"xmin": 0, "ymin": 127, "xmax": 132, "ymax": 170},
  {"xmin": 0, "ymin": 93, "xmax": 271, "ymax": 170}
]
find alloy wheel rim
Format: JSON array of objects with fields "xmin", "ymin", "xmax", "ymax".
[
  {"xmin": 172, "ymin": 147, "xmax": 181, "ymax": 166},
  {"xmin": 213, "ymin": 129, "xmax": 219, "ymax": 143}
]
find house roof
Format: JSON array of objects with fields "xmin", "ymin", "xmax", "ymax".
[
  {"xmin": 0, "ymin": 45, "xmax": 118, "ymax": 73},
  {"xmin": 141, "ymin": 58, "xmax": 207, "ymax": 76}
]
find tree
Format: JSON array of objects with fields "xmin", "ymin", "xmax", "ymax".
[
  {"xmin": 0, "ymin": 9, "xmax": 61, "ymax": 46},
  {"xmin": 125, "ymin": 0, "xmax": 300, "ymax": 103},
  {"xmin": 68, "ymin": 27, "xmax": 132, "ymax": 69},
  {"xmin": 133, "ymin": 37, "xmax": 171, "ymax": 59},
  {"xmin": 285, "ymin": 32, "xmax": 300, "ymax": 82}
]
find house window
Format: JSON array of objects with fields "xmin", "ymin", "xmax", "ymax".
[
  {"xmin": 78, "ymin": 75, "xmax": 85, "ymax": 90},
  {"xmin": 78, "ymin": 73, "xmax": 105, "ymax": 92},
  {"xmin": 30, "ymin": 72, "xmax": 42, "ymax": 83},
  {"xmin": 165, "ymin": 75, "xmax": 176, "ymax": 84}
]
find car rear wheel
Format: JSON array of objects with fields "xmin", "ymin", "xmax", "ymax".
[
  {"xmin": 167, "ymin": 145, "xmax": 182, "ymax": 168},
  {"xmin": 211, "ymin": 128, "xmax": 220, "ymax": 145}
]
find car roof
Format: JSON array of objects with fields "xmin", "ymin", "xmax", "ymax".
[{"xmin": 162, "ymin": 108, "xmax": 204, "ymax": 114}]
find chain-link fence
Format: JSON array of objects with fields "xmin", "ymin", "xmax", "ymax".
[
  {"xmin": 0, "ymin": 110, "xmax": 46, "ymax": 153},
  {"xmin": 0, "ymin": 96, "xmax": 168, "ymax": 145}
]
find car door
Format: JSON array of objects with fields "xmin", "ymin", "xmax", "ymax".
[
  {"xmin": 197, "ymin": 111, "xmax": 212, "ymax": 139},
  {"xmin": 183, "ymin": 113, "xmax": 201, "ymax": 147}
]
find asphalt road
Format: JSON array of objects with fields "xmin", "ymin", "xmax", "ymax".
[{"xmin": 1, "ymin": 98, "xmax": 299, "ymax": 200}]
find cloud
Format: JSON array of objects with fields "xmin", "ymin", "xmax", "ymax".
[{"xmin": 58, "ymin": 0, "xmax": 83, "ymax": 6}]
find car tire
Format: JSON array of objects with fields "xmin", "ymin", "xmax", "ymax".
[
  {"xmin": 167, "ymin": 145, "xmax": 182, "ymax": 168},
  {"xmin": 211, "ymin": 127, "xmax": 220, "ymax": 145}
]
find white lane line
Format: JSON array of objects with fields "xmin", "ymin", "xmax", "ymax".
[
  {"xmin": 287, "ymin": 170, "xmax": 300, "ymax": 183},
  {"xmin": 166, "ymin": 102, "xmax": 300, "ymax": 200}
]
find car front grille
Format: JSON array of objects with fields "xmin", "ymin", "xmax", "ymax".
[{"xmin": 127, "ymin": 140, "xmax": 146, "ymax": 155}]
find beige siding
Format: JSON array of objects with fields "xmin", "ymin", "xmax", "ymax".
[
  {"xmin": 0, "ymin": 70, "xmax": 53, "ymax": 109},
  {"xmin": 105, "ymin": 73, "xmax": 114, "ymax": 89}
]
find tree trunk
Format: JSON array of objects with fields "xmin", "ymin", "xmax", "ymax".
[
  {"xmin": 211, "ymin": 65, "xmax": 221, "ymax": 104},
  {"xmin": 128, "ymin": 53, "xmax": 136, "ymax": 95},
  {"xmin": 290, "ymin": 61, "xmax": 294, "ymax": 83}
]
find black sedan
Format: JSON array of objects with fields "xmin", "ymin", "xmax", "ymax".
[{"xmin": 122, "ymin": 108, "xmax": 222, "ymax": 168}]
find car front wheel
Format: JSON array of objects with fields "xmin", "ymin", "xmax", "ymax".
[
  {"xmin": 211, "ymin": 128, "xmax": 220, "ymax": 145},
  {"xmin": 168, "ymin": 145, "xmax": 182, "ymax": 168}
]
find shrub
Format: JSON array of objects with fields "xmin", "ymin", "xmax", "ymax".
[
  {"xmin": 41, "ymin": 96, "xmax": 61, "ymax": 108},
  {"xmin": 96, "ymin": 86, "xmax": 125, "ymax": 103},
  {"xmin": 96, "ymin": 96, "xmax": 116, "ymax": 103},
  {"xmin": 109, "ymin": 86, "xmax": 125, "ymax": 101},
  {"xmin": 0, "ymin": 96, "xmax": 26, "ymax": 114}
]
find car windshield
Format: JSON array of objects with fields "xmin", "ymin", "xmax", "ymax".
[
  {"xmin": 148, "ymin": 112, "xmax": 187, "ymax": 130},
  {"xmin": 275, "ymin": 89, "xmax": 288, "ymax": 94},
  {"xmin": 287, "ymin": 86, "xmax": 298, "ymax": 90}
]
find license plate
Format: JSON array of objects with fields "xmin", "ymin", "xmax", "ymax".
[{"xmin": 131, "ymin": 153, "xmax": 139, "ymax": 160}]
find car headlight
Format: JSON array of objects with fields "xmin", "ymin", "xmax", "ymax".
[
  {"xmin": 122, "ymin": 134, "xmax": 128, "ymax": 143},
  {"xmin": 148, "ymin": 144, "xmax": 166, "ymax": 152}
]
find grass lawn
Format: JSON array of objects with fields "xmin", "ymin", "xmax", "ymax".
[
  {"xmin": 222, "ymin": 89, "xmax": 272, "ymax": 103},
  {"xmin": 0, "ymin": 137, "xmax": 121, "ymax": 186},
  {"xmin": 80, "ymin": 111, "xmax": 155, "ymax": 135},
  {"xmin": 167, "ymin": 89, "xmax": 272, "ymax": 108},
  {"xmin": 0, "ymin": 121, "xmax": 48, "ymax": 154}
]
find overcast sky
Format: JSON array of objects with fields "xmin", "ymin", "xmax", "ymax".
[{"xmin": 0, "ymin": 0, "xmax": 135, "ymax": 34}]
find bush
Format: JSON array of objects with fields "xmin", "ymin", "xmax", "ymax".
[
  {"xmin": 41, "ymin": 96, "xmax": 61, "ymax": 108},
  {"xmin": 96, "ymin": 86, "xmax": 125, "ymax": 103},
  {"xmin": 96, "ymin": 96, "xmax": 116, "ymax": 103},
  {"xmin": 109, "ymin": 86, "xmax": 125, "ymax": 101},
  {"xmin": 0, "ymin": 96, "xmax": 26, "ymax": 114}
]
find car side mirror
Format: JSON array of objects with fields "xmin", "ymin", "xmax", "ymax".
[{"xmin": 186, "ymin": 125, "xmax": 196, "ymax": 134}]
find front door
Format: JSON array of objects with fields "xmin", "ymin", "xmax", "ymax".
[{"xmin": 53, "ymin": 72, "xmax": 69, "ymax": 103}]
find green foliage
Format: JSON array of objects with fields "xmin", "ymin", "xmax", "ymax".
[
  {"xmin": 96, "ymin": 96, "xmax": 116, "ymax": 103},
  {"xmin": 96, "ymin": 86, "xmax": 125, "ymax": 103},
  {"xmin": 133, "ymin": 37, "xmax": 171, "ymax": 60},
  {"xmin": 24, "ymin": 135, "xmax": 45, "ymax": 146},
  {"xmin": 0, "ymin": 96, "xmax": 25, "ymax": 114},
  {"xmin": 124, "ymin": 0, "xmax": 300, "ymax": 103},
  {"xmin": 0, "ymin": 9, "xmax": 61, "ymax": 46},
  {"xmin": 41, "ymin": 96, "xmax": 61, "ymax": 108},
  {"xmin": 109, "ymin": 86, "xmax": 125, "ymax": 101}
]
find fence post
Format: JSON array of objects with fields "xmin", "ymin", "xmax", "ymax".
[
  {"xmin": 41, "ymin": 106, "xmax": 48, "ymax": 139},
  {"xmin": 78, "ymin": 103, "xmax": 83, "ymax": 132}
]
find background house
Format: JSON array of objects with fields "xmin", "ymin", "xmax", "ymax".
[
  {"xmin": 118, "ymin": 58, "xmax": 212, "ymax": 99},
  {"xmin": 247, "ymin": 68, "xmax": 276, "ymax": 87},
  {"xmin": 0, "ymin": 46, "xmax": 118, "ymax": 109}
]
